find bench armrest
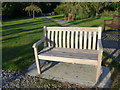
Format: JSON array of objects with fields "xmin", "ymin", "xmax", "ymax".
[
  {"xmin": 32, "ymin": 37, "xmax": 46, "ymax": 48},
  {"xmin": 98, "ymin": 39, "xmax": 103, "ymax": 52}
]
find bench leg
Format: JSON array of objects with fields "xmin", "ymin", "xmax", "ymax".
[
  {"xmin": 35, "ymin": 59, "xmax": 41, "ymax": 74},
  {"xmin": 103, "ymin": 25, "xmax": 106, "ymax": 32},
  {"xmin": 96, "ymin": 64, "xmax": 101, "ymax": 82},
  {"xmin": 34, "ymin": 48, "xmax": 41, "ymax": 74}
]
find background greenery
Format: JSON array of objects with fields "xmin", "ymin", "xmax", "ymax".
[
  {"xmin": 2, "ymin": 2, "xmax": 119, "ymax": 20},
  {"xmin": 2, "ymin": 2, "xmax": 60, "ymax": 20},
  {"xmin": 54, "ymin": 2, "xmax": 119, "ymax": 19}
]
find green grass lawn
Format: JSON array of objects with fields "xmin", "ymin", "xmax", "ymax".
[
  {"xmin": 70, "ymin": 15, "xmax": 112, "ymax": 28},
  {"xmin": 51, "ymin": 14, "xmax": 113, "ymax": 30},
  {"xmin": 2, "ymin": 16, "xmax": 60, "ymax": 71},
  {"xmin": 51, "ymin": 14, "xmax": 65, "ymax": 20}
]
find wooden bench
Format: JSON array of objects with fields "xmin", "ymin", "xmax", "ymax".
[
  {"xmin": 104, "ymin": 15, "xmax": 120, "ymax": 31},
  {"xmin": 33, "ymin": 26, "xmax": 103, "ymax": 82}
]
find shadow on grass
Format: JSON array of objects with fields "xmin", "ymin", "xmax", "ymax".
[
  {"xmin": 2, "ymin": 42, "xmax": 35, "ymax": 86},
  {"xmin": 2, "ymin": 17, "xmax": 60, "ymax": 70},
  {"xmin": 2, "ymin": 17, "xmax": 60, "ymax": 38},
  {"xmin": 3, "ymin": 17, "xmax": 31, "ymax": 22},
  {"xmin": 2, "ymin": 30, "xmax": 43, "ymax": 41},
  {"xmin": 2, "ymin": 39, "xmax": 45, "ymax": 86},
  {"xmin": 2, "ymin": 40, "xmax": 44, "ymax": 68},
  {"xmin": 72, "ymin": 18, "xmax": 98, "ymax": 25},
  {"xmin": 53, "ymin": 15, "xmax": 64, "ymax": 19},
  {"xmin": 71, "ymin": 15, "xmax": 101, "ymax": 25},
  {"xmin": 2, "ymin": 27, "xmax": 43, "ymax": 37},
  {"xmin": 2, "ymin": 18, "xmax": 50, "ymax": 30}
]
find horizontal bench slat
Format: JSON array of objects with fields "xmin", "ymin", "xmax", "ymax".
[
  {"xmin": 40, "ymin": 47, "xmax": 98, "ymax": 54},
  {"xmin": 46, "ymin": 27, "xmax": 99, "ymax": 32},
  {"xmin": 38, "ymin": 55, "xmax": 98, "ymax": 65}
]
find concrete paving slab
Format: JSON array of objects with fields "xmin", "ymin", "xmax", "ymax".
[
  {"xmin": 27, "ymin": 61, "xmax": 111, "ymax": 88},
  {"xmin": 27, "ymin": 60, "xmax": 46, "ymax": 76}
]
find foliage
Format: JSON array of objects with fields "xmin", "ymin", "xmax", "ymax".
[
  {"xmin": 2, "ymin": 2, "xmax": 29, "ymax": 19},
  {"xmin": 89, "ymin": 2, "xmax": 104, "ymax": 16},
  {"xmin": 55, "ymin": 2, "xmax": 84, "ymax": 18},
  {"xmin": 54, "ymin": 2, "xmax": 119, "ymax": 19},
  {"xmin": 2, "ymin": 2, "xmax": 118, "ymax": 20},
  {"xmin": 24, "ymin": 4, "xmax": 42, "ymax": 13},
  {"xmin": 2, "ymin": 2, "xmax": 59, "ymax": 20},
  {"xmin": 24, "ymin": 4, "xmax": 42, "ymax": 19}
]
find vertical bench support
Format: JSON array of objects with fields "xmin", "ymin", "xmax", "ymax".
[
  {"xmin": 96, "ymin": 27, "xmax": 102, "ymax": 82},
  {"xmin": 34, "ymin": 47, "xmax": 41, "ymax": 74},
  {"xmin": 96, "ymin": 50, "xmax": 102, "ymax": 82},
  {"xmin": 43, "ymin": 26, "xmax": 47, "ymax": 47}
]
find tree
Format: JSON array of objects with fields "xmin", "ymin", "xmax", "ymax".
[
  {"xmin": 24, "ymin": 4, "xmax": 42, "ymax": 19},
  {"xmin": 54, "ymin": 2, "xmax": 91, "ymax": 20},
  {"xmin": 89, "ymin": 2, "xmax": 105, "ymax": 16}
]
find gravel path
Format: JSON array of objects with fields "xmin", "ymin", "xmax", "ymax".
[
  {"xmin": 46, "ymin": 17, "xmax": 76, "ymax": 27},
  {"xmin": 2, "ymin": 69, "xmax": 88, "ymax": 88}
]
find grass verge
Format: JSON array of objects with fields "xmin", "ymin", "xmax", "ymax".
[{"xmin": 2, "ymin": 16, "xmax": 60, "ymax": 71}]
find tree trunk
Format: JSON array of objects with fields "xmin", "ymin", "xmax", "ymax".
[
  {"xmin": 96, "ymin": 12, "xmax": 98, "ymax": 16},
  {"xmin": 33, "ymin": 10, "xmax": 35, "ymax": 19},
  {"xmin": 96, "ymin": 4, "xmax": 99, "ymax": 16},
  {"xmin": 29, "ymin": 11, "xmax": 31, "ymax": 16}
]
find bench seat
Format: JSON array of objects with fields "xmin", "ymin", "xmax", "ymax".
[{"xmin": 38, "ymin": 47, "xmax": 98, "ymax": 65}]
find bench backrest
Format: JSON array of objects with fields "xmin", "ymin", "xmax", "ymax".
[
  {"xmin": 44, "ymin": 26, "xmax": 102, "ymax": 50},
  {"xmin": 112, "ymin": 15, "xmax": 120, "ymax": 25}
]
